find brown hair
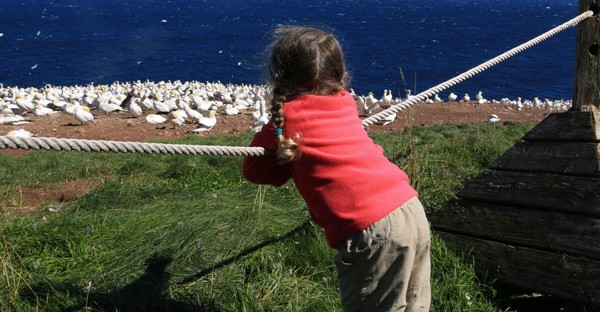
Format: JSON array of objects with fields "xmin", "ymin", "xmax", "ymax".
[{"xmin": 268, "ymin": 26, "xmax": 348, "ymax": 163}]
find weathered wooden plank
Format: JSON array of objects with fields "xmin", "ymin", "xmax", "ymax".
[
  {"xmin": 457, "ymin": 170, "xmax": 600, "ymax": 214},
  {"xmin": 436, "ymin": 231, "xmax": 600, "ymax": 307},
  {"xmin": 523, "ymin": 111, "xmax": 600, "ymax": 141},
  {"xmin": 430, "ymin": 199, "xmax": 600, "ymax": 260},
  {"xmin": 572, "ymin": 0, "xmax": 600, "ymax": 110},
  {"xmin": 490, "ymin": 141, "xmax": 600, "ymax": 175}
]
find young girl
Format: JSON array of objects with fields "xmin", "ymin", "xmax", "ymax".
[{"xmin": 242, "ymin": 26, "xmax": 431, "ymax": 312}]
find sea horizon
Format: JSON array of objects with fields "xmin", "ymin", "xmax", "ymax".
[{"xmin": 0, "ymin": 0, "xmax": 580, "ymax": 101}]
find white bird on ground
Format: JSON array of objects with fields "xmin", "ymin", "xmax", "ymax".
[
  {"xmin": 434, "ymin": 94, "xmax": 442, "ymax": 103},
  {"xmin": 192, "ymin": 96, "xmax": 215, "ymax": 111},
  {"xmin": 221, "ymin": 93, "xmax": 234, "ymax": 104},
  {"xmin": 98, "ymin": 98, "xmax": 125, "ymax": 114},
  {"xmin": 141, "ymin": 97, "xmax": 155, "ymax": 110},
  {"xmin": 168, "ymin": 109, "xmax": 188, "ymax": 128},
  {"xmin": 110, "ymin": 93, "xmax": 127, "ymax": 106},
  {"xmin": 7, "ymin": 128, "xmax": 33, "ymax": 137},
  {"xmin": 128, "ymin": 99, "xmax": 143, "ymax": 117},
  {"xmin": 152, "ymin": 93, "xmax": 172, "ymax": 113},
  {"xmin": 448, "ymin": 92, "xmax": 458, "ymax": 102},
  {"xmin": 223, "ymin": 104, "xmax": 240, "ymax": 115},
  {"xmin": 543, "ymin": 98, "xmax": 554, "ymax": 109},
  {"xmin": 475, "ymin": 91, "xmax": 484, "ymax": 101},
  {"xmin": 163, "ymin": 96, "xmax": 179, "ymax": 112},
  {"xmin": 192, "ymin": 110, "xmax": 217, "ymax": 133},
  {"xmin": 476, "ymin": 91, "xmax": 488, "ymax": 104},
  {"xmin": 235, "ymin": 97, "xmax": 251, "ymax": 108},
  {"xmin": 380, "ymin": 90, "xmax": 393, "ymax": 108},
  {"xmin": 72, "ymin": 105, "xmax": 95, "ymax": 125},
  {"xmin": 351, "ymin": 90, "xmax": 370, "ymax": 116},
  {"xmin": 83, "ymin": 94, "xmax": 97, "ymax": 107},
  {"xmin": 0, "ymin": 114, "xmax": 29, "ymax": 125},
  {"xmin": 1, "ymin": 106, "xmax": 14, "ymax": 116},
  {"xmin": 199, "ymin": 100, "xmax": 216, "ymax": 112},
  {"xmin": 462, "ymin": 93, "xmax": 470, "ymax": 103},
  {"xmin": 250, "ymin": 97, "xmax": 269, "ymax": 133},
  {"xmin": 514, "ymin": 97, "xmax": 524, "ymax": 110},
  {"xmin": 15, "ymin": 93, "xmax": 36, "ymax": 112},
  {"xmin": 153, "ymin": 100, "xmax": 172, "ymax": 113},
  {"xmin": 365, "ymin": 92, "xmax": 380, "ymax": 111},
  {"xmin": 0, "ymin": 105, "xmax": 30, "ymax": 125},
  {"xmin": 34, "ymin": 103, "xmax": 60, "ymax": 116},
  {"xmin": 145, "ymin": 113, "xmax": 167, "ymax": 124},
  {"xmin": 486, "ymin": 114, "xmax": 501, "ymax": 123},
  {"xmin": 181, "ymin": 103, "xmax": 203, "ymax": 123}
]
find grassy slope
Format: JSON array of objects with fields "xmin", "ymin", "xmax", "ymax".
[{"xmin": 0, "ymin": 123, "xmax": 531, "ymax": 311}]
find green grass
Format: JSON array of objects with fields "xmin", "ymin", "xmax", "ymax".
[{"xmin": 0, "ymin": 123, "xmax": 531, "ymax": 311}]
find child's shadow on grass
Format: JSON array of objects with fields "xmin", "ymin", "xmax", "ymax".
[{"xmin": 21, "ymin": 253, "xmax": 220, "ymax": 312}]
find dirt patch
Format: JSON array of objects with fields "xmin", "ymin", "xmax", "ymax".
[{"xmin": 3, "ymin": 179, "xmax": 101, "ymax": 215}]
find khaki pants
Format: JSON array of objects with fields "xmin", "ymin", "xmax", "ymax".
[{"xmin": 334, "ymin": 197, "xmax": 431, "ymax": 312}]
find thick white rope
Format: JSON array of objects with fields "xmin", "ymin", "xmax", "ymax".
[
  {"xmin": 362, "ymin": 10, "xmax": 594, "ymax": 127},
  {"xmin": 0, "ymin": 11, "xmax": 593, "ymax": 156},
  {"xmin": 0, "ymin": 136, "xmax": 268, "ymax": 156}
]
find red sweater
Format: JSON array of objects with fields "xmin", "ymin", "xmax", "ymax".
[{"xmin": 242, "ymin": 91, "xmax": 418, "ymax": 247}]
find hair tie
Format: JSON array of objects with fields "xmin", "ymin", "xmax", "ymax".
[{"xmin": 275, "ymin": 128, "xmax": 283, "ymax": 136}]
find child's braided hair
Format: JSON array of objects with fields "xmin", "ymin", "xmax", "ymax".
[{"xmin": 268, "ymin": 26, "xmax": 348, "ymax": 164}]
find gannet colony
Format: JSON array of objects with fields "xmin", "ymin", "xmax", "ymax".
[{"xmin": 0, "ymin": 80, "xmax": 573, "ymax": 137}]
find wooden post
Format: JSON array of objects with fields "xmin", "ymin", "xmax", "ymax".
[
  {"xmin": 572, "ymin": 0, "xmax": 600, "ymax": 111},
  {"xmin": 430, "ymin": 1, "xmax": 600, "ymax": 307}
]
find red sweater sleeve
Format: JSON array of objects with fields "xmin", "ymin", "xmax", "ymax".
[{"xmin": 242, "ymin": 122, "xmax": 292, "ymax": 187}]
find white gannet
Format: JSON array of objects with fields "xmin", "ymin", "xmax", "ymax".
[
  {"xmin": 223, "ymin": 104, "xmax": 240, "ymax": 115},
  {"xmin": 145, "ymin": 113, "xmax": 167, "ymax": 124},
  {"xmin": 153, "ymin": 100, "xmax": 172, "ymax": 113},
  {"xmin": 168, "ymin": 109, "xmax": 188, "ymax": 128},
  {"xmin": 249, "ymin": 96, "xmax": 269, "ymax": 133},
  {"xmin": 73, "ymin": 105, "xmax": 95, "ymax": 125},
  {"xmin": 128, "ymin": 99, "xmax": 143, "ymax": 117},
  {"xmin": 379, "ymin": 90, "xmax": 393, "ymax": 109},
  {"xmin": 486, "ymin": 114, "xmax": 501, "ymax": 123},
  {"xmin": 34, "ymin": 102, "xmax": 60, "ymax": 116},
  {"xmin": 350, "ymin": 89, "xmax": 371, "ymax": 116},
  {"xmin": 7, "ymin": 128, "xmax": 33, "ymax": 137},
  {"xmin": 514, "ymin": 97, "xmax": 523, "ymax": 110},
  {"xmin": 462, "ymin": 93, "xmax": 470, "ymax": 103},
  {"xmin": 15, "ymin": 93, "xmax": 36, "ymax": 112},
  {"xmin": 448, "ymin": 92, "xmax": 458, "ymax": 102},
  {"xmin": 475, "ymin": 91, "xmax": 483, "ymax": 101},
  {"xmin": 151, "ymin": 92, "xmax": 172, "ymax": 113},
  {"xmin": 98, "ymin": 98, "xmax": 125, "ymax": 114},
  {"xmin": 365, "ymin": 92, "xmax": 379, "ymax": 112},
  {"xmin": 0, "ymin": 105, "xmax": 29, "ymax": 125},
  {"xmin": 110, "ymin": 93, "xmax": 128, "ymax": 106},
  {"xmin": 192, "ymin": 110, "xmax": 217, "ymax": 133},
  {"xmin": 476, "ymin": 91, "xmax": 488, "ymax": 104},
  {"xmin": 235, "ymin": 97, "xmax": 251, "ymax": 108},
  {"xmin": 221, "ymin": 93, "xmax": 234, "ymax": 104},
  {"xmin": 0, "ymin": 114, "xmax": 29, "ymax": 125},
  {"xmin": 182, "ymin": 103, "xmax": 203, "ymax": 123},
  {"xmin": 141, "ymin": 97, "xmax": 155, "ymax": 110}
]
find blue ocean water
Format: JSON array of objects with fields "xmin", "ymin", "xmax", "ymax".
[{"xmin": 0, "ymin": 0, "xmax": 579, "ymax": 100}]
